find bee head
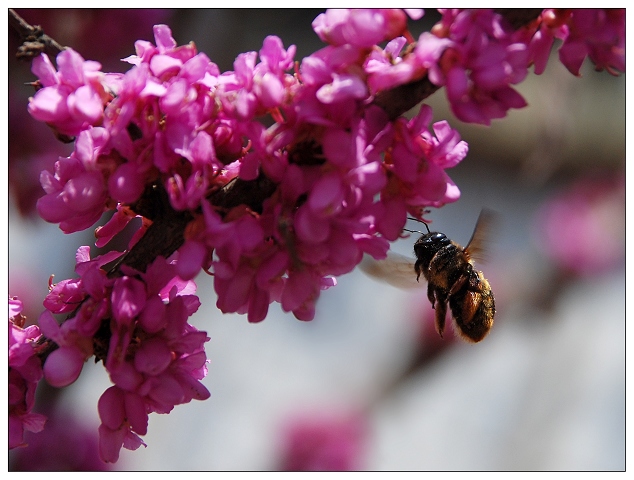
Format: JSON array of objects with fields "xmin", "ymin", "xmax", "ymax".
[{"xmin": 413, "ymin": 232, "xmax": 450, "ymax": 262}]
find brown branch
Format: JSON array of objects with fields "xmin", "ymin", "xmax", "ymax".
[
  {"xmin": 495, "ymin": 8, "xmax": 543, "ymax": 30},
  {"xmin": 113, "ymin": 209, "xmax": 193, "ymax": 275},
  {"xmin": 373, "ymin": 77, "xmax": 441, "ymax": 120},
  {"xmin": 9, "ymin": 9, "xmax": 66, "ymax": 61}
]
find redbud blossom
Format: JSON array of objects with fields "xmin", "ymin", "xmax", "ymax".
[
  {"xmin": 9, "ymin": 297, "xmax": 46, "ymax": 449},
  {"xmin": 19, "ymin": 9, "xmax": 625, "ymax": 463},
  {"xmin": 35, "ymin": 246, "xmax": 209, "ymax": 462},
  {"xmin": 28, "ymin": 49, "xmax": 108, "ymax": 137},
  {"xmin": 535, "ymin": 174, "xmax": 625, "ymax": 276},
  {"xmin": 280, "ymin": 411, "xmax": 367, "ymax": 471}
]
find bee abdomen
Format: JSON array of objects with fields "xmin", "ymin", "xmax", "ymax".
[{"xmin": 449, "ymin": 270, "xmax": 495, "ymax": 342}]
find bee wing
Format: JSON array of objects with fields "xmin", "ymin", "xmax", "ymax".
[
  {"xmin": 464, "ymin": 209, "xmax": 496, "ymax": 264},
  {"xmin": 359, "ymin": 252, "xmax": 420, "ymax": 289}
]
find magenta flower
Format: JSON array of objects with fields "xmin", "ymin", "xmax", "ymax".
[
  {"xmin": 9, "ymin": 297, "xmax": 46, "ymax": 449},
  {"xmin": 14, "ymin": 8, "xmax": 626, "ymax": 465},
  {"xmin": 534, "ymin": 173, "xmax": 625, "ymax": 277},
  {"xmin": 280, "ymin": 410, "xmax": 367, "ymax": 471},
  {"xmin": 10, "ymin": 411, "xmax": 110, "ymax": 471},
  {"xmin": 28, "ymin": 49, "xmax": 107, "ymax": 137},
  {"xmin": 96, "ymin": 256, "xmax": 207, "ymax": 462},
  {"xmin": 381, "ymin": 105, "xmax": 466, "ymax": 219},
  {"xmin": 24, "ymin": 12, "xmax": 473, "ymax": 340},
  {"xmin": 36, "ymin": 128, "xmax": 112, "ymax": 233},
  {"xmin": 37, "ymin": 310, "xmax": 91, "ymax": 388},
  {"xmin": 432, "ymin": 9, "xmax": 530, "ymax": 125},
  {"xmin": 312, "ymin": 9, "xmax": 414, "ymax": 48},
  {"xmin": 558, "ymin": 9, "xmax": 625, "ymax": 76},
  {"xmin": 34, "ymin": 245, "xmax": 209, "ymax": 462}
]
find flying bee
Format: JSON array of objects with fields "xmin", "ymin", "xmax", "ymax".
[{"xmin": 361, "ymin": 210, "xmax": 496, "ymax": 342}]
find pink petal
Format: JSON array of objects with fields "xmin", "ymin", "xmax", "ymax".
[
  {"xmin": 98, "ymin": 424, "xmax": 126, "ymax": 463},
  {"xmin": 134, "ymin": 338, "xmax": 172, "ymax": 376},
  {"xmin": 43, "ymin": 346, "xmax": 84, "ymax": 387}
]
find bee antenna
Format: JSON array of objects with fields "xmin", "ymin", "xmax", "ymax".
[
  {"xmin": 407, "ymin": 217, "xmax": 431, "ymax": 233},
  {"xmin": 403, "ymin": 228, "xmax": 424, "ymax": 235}
]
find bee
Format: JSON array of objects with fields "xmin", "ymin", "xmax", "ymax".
[{"xmin": 361, "ymin": 211, "xmax": 495, "ymax": 342}]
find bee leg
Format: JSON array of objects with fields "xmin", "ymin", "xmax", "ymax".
[
  {"xmin": 448, "ymin": 274, "xmax": 468, "ymax": 297},
  {"xmin": 434, "ymin": 300, "xmax": 448, "ymax": 338},
  {"xmin": 427, "ymin": 284, "xmax": 436, "ymax": 308}
]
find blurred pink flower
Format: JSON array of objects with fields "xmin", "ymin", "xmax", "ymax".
[
  {"xmin": 534, "ymin": 173, "xmax": 625, "ymax": 276},
  {"xmin": 313, "ymin": 9, "xmax": 415, "ymax": 48},
  {"xmin": 280, "ymin": 410, "xmax": 367, "ymax": 471},
  {"xmin": 11, "ymin": 411, "xmax": 110, "ymax": 471}
]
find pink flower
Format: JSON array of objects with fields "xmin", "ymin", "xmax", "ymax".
[
  {"xmin": 9, "ymin": 297, "xmax": 46, "ymax": 449},
  {"xmin": 34, "ymin": 243, "xmax": 208, "ymax": 463},
  {"xmin": 312, "ymin": 9, "xmax": 414, "ymax": 48},
  {"xmin": 280, "ymin": 410, "xmax": 367, "ymax": 471},
  {"xmin": 534, "ymin": 173, "xmax": 625, "ymax": 276},
  {"xmin": 93, "ymin": 256, "xmax": 207, "ymax": 461},
  {"xmin": 10, "ymin": 411, "xmax": 110, "ymax": 471},
  {"xmin": 38, "ymin": 311, "xmax": 90, "ymax": 388},
  {"xmin": 94, "ymin": 204, "xmax": 139, "ymax": 248},
  {"xmin": 432, "ymin": 9, "xmax": 530, "ymax": 125},
  {"xmin": 97, "ymin": 387, "xmax": 147, "ymax": 463},
  {"xmin": 382, "ymin": 105, "xmax": 466, "ymax": 213},
  {"xmin": 558, "ymin": 9, "xmax": 625, "ymax": 76},
  {"xmin": 36, "ymin": 128, "xmax": 112, "ymax": 233},
  {"xmin": 28, "ymin": 49, "xmax": 108, "ymax": 137}
]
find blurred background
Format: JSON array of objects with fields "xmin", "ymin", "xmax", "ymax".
[{"xmin": 8, "ymin": 9, "xmax": 625, "ymax": 471}]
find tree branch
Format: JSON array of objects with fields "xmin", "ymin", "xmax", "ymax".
[{"xmin": 9, "ymin": 8, "xmax": 66, "ymax": 61}]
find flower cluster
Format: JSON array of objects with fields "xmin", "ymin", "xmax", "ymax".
[
  {"xmin": 19, "ymin": 9, "xmax": 625, "ymax": 462},
  {"xmin": 30, "ymin": 15, "xmax": 471, "ymax": 324},
  {"xmin": 530, "ymin": 9, "xmax": 626, "ymax": 76},
  {"xmin": 9, "ymin": 297, "xmax": 46, "ymax": 449},
  {"xmin": 28, "ymin": 49, "xmax": 110, "ymax": 138},
  {"xmin": 38, "ymin": 247, "xmax": 209, "ymax": 462},
  {"xmin": 407, "ymin": 8, "xmax": 624, "ymax": 124}
]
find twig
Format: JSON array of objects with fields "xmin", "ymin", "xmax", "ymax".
[{"xmin": 9, "ymin": 8, "xmax": 66, "ymax": 61}]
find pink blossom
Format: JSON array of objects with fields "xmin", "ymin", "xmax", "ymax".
[
  {"xmin": 280, "ymin": 410, "xmax": 367, "ymax": 471},
  {"xmin": 42, "ymin": 346, "xmax": 86, "ymax": 388},
  {"xmin": 383, "ymin": 105, "xmax": 466, "ymax": 212},
  {"xmin": 534, "ymin": 173, "xmax": 625, "ymax": 276},
  {"xmin": 316, "ymin": 73, "xmax": 368, "ymax": 104},
  {"xmin": 96, "ymin": 256, "xmax": 207, "ymax": 461},
  {"xmin": 430, "ymin": 9, "xmax": 531, "ymax": 125},
  {"xmin": 94, "ymin": 205, "xmax": 139, "ymax": 248},
  {"xmin": 37, "ymin": 310, "xmax": 91, "ymax": 387},
  {"xmin": 108, "ymin": 162, "xmax": 145, "ymax": 203},
  {"xmin": 9, "ymin": 297, "xmax": 46, "ymax": 449},
  {"xmin": 16, "ymin": 10, "xmax": 627, "ymax": 464},
  {"xmin": 29, "ymin": 13, "xmax": 476, "ymax": 337},
  {"xmin": 10, "ymin": 411, "xmax": 110, "ymax": 471},
  {"xmin": 365, "ymin": 37, "xmax": 415, "ymax": 93},
  {"xmin": 312, "ymin": 9, "xmax": 413, "ymax": 48},
  {"xmin": 36, "ymin": 130, "xmax": 111, "ymax": 234},
  {"xmin": 35, "ymin": 246, "xmax": 209, "ymax": 462},
  {"xmin": 558, "ymin": 9, "xmax": 625, "ymax": 76},
  {"xmin": 28, "ymin": 49, "xmax": 108, "ymax": 137}
]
